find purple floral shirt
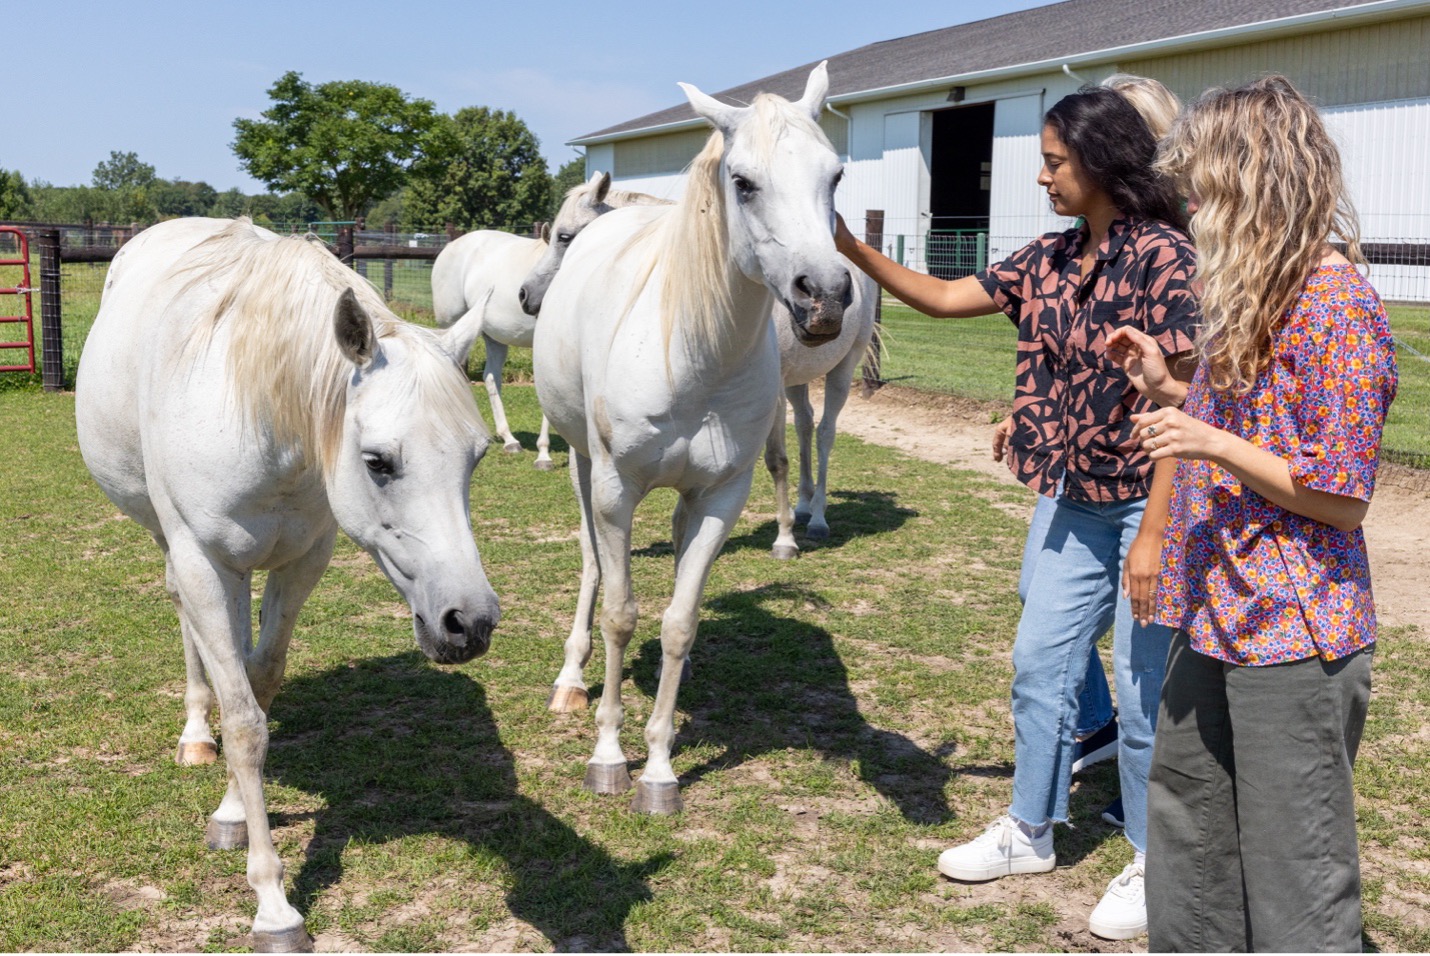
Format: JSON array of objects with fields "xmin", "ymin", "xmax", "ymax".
[{"xmin": 1156, "ymin": 264, "xmax": 1398, "ymax": 665}]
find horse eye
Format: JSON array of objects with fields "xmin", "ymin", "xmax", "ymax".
[
  {"xmin": 732, "ymin": 174, "xmax": 757, "ymax": 197},
  {"xmin": 833, "ymin": 169, "xmax": 844, "ymax": 189},
  {"xmin": 558, "ymin": 233, "xmax": 574, "ymax": 244},
  {"xmin": 362, "ymin": 452, "xmax": 395, "ymax": 477}
]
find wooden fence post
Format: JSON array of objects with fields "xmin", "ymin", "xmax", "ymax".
[
  {"xmin": 860, "ymin": 210, "xmax": 885, "ymax": 396},
  {"xmin": 36, "ymin": 229, "xmax": 64, "ymax": 392},
  {"xmin": 383, "ymin": 220, "xmax": 395, "ymax": 300},
  {"xmin": 336, "ymin": 225, "xmax": 354, "ymax": 268}
]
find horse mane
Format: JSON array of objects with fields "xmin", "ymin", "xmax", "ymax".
[
  {"xmin": 174, "ymin": 219, "xmax": 482, "ymax": 475},
  {"xmin": 622, "ymin": 93, "xmax": 832, "ymax": 361}
]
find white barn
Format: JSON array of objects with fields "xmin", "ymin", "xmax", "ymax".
[{"xmin": 570, "ymin": 0, "xmax": 1430, "ymax": 301}]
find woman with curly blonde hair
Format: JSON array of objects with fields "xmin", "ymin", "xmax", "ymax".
[{"xmin": 1107, "ymin": 75, "xmax": 1398, "ymax": 951}]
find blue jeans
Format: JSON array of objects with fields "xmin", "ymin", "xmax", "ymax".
[
  {"xmin": 1020, "ymin": 494, "xmax": 1114, "ymax": 738},
  {"xmin": 1009, "ymin": 491, "xmax": 1173, "ymax": 854}
]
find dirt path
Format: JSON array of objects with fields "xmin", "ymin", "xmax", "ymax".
[{"xmin": 822, "ymin": 383, "xmax": 1429, "ymax": 633}]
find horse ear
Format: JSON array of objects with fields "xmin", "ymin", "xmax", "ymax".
[
  {"xmin": 440, "ymin": 288, "xmax": 491, "ymax": 369},
  {"xmin": 591, "ymin": 170, "xmax": 611, "ymax": 205},
  {"xmin": 680, "ymin": 81, "xmax": 743, "ymax": 133},
  {"xmin": 333, "ymin": 287, "xmax": 376, "ymax": 367},
  {"xmin": 540, "ymin": 221, "xmax": 551, "ymax": 243},
  {"xmin": 796, "ymin": 60, "xmax": 830, "ymax": 123}
]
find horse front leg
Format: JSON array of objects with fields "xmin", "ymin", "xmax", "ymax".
[
  {"xmin": 550, "ymin": 452, "xmax": 600, "ymax": 714},
  {"xmin": 808, "ymin": 359, "xmax": 857, "ymax": 541},
  {"xmin": 788, "ymin": 383, "xmax": 819, "ymax": 534},
  {"xmin": 167, "ymin": 536, "xmax": 310, "ymax": 952},
  {"xmin": 481, "ymin": 333, "xmax": 521, "ymax": 453},
  {"xmin": 633, "ymin": 473, "xmax": 753, "ymax": 814},
  {"xmin": 582, "ymin": 468, "xmax": 640, "ymax": 795},
  {"xmin": 247, "ymin": 533, "xmax": 335, "ymax": 715},
  {"xmin": 764, "ymin": 391, "xmax": 799, "ymax": 560}
]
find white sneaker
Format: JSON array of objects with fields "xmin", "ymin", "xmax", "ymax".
[
  {"xmin": 936, "ymin": 815, "xmax": 1055, "ymax": 882},
  {"xmin": 1088, "ymin": 862, "xmax": 1147, "ymax": 940}
]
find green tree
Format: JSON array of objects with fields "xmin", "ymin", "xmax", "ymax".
[
  {"xmin": 231, "ymin": 71, "xmax": 440, "ymax": 222},
  {"xmin": 548, "ymin": 156, "xmax": 587, "ymax": 218},
  {"xmin": 151, "ymin": 179, "xmax": 219, "ymax": 218},
  {"xmin": 403, "ymin": 107, "xmax": 552, "ymax": 232},
  {"xmin": 92, "ymin": 151, "xmax": 156, "ymax": 191},
  {"xmin": 0, "ymin": 168, "xmax": 32, "ymax": 219}
]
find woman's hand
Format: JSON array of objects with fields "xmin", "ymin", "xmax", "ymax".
[
  {"xmin": 1122, "ymin": 529, "xmax": 1164, "ymax": 627},
  {"xmin": 834, "ymin": 213, "xmax": 859, "ymax": 257},
  {"xmin": 992, "ymin": 416, "xmax": 1014, "ymax": 463},
  {"xmin": 1131, "ymin": 408, "xmax": 1227, "ymax": 463},
  {"xmin": 1106, "ymin": 326, "xmax": 1185, "ymax": 408}
]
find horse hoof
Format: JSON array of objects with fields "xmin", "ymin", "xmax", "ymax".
[
  {"xmin": 584, "ymin": 761, "xmax": 633, "ymax": 794},
  {"xmin": 205, "ymin": 817, "xmax": 248, "ymax": 850},
  {"xmin": 771, "ymin": 544, "xmax": 800, "ymax": 560},
  {"xmin": 630, "ymin": 779, "xmax": 683, "ymax": 815},
  {"xmin": 804, "ymin": 524, "xmax": 830, "ymax": 541},
  {"xmin": 533, "ymin": 458, "xmax": 555, "ymax": 471},
  {"xmin": 175, "ymin": 741, "xmax": 218, "ymax": 766},
  {"xmin": 502, "ymin": 441, "xmax": 522, "ymax": 454},
  {"xmin": 250, "ymin": 923, "xmax": 313, "ymax": 953},
  {"xmin": 548, "ymin": 685, "xmax": 589, "ymax": 713}
]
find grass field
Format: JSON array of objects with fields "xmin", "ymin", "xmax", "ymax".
[{"xmin": 1, "ymin": 382, "xmax": 1427, "ymax": 952}]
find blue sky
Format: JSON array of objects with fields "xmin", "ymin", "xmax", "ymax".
[{"xmin": 13, "ymin": 0, "xmax": 1056, "ymax": 192}]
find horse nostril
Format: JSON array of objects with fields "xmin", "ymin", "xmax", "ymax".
[
  {"xmin": 517, "ymin": 286, "xmax": 528, "ymax": 305},
  {"xmin": 441, "ymin": 608, "xmax": 468, "ymax": 644}
]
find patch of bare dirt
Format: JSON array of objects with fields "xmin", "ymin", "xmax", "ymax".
[{"xmin": 826, "ymin": 383, "xmax": 1430, "ymax": 634}]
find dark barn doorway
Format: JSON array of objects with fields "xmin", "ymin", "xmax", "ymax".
[{"xmin": 927, "ymin": 102, "xmax": 994, "ymax": 279}]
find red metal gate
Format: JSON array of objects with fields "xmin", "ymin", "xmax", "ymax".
[{"xmin": 0, "ymin": 226, "xmax": 36, "ymax": 373}]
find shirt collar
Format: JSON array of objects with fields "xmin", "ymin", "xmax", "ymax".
[{"xmin": 1076, "ymin": 216, "xmax": 1137, "ymax": 264}]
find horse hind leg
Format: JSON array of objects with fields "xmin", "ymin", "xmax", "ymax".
[
  {"xmin": 481, "ymin": 333, "xmax": 522, "ymax": 453},
  {"xmin": 167, "ymin": 552, "xmax": 218, "ymax": 766},
  {"xmin": 788, "ymin": 384, "xmax": 819, "ymax": 533},
  {"xmin": 533, "ymin": 414, "xmax": 555, "ymax": 471},
  {"xmin": 550, "ymin": 452, "xmax": 599, "ymax": 714},
  {"xmin": 764, "ymin": 391, "xmax": 800, "ymax": 560},
  {"xmin": 807, "ymin": 363, "xmax": 856, "ymax": 541}
]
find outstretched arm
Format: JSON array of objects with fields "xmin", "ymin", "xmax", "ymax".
[{"xmin": 835, "ymin": 214, "xmax": 998, "ymax": 319}]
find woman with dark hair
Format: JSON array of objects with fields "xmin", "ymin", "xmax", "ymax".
[{"xmin": 835, "ymin": 85, "xmax": 1198, "ymax": 940}]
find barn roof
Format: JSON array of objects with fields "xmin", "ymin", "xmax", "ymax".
[{"xmin": 571, "ymin": 0, "xmax": 1427, "ymax": 144}]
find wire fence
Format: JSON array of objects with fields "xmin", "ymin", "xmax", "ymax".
[{"xmin": 2, "ymin": 218, "xmax": 1426, "ymax": 467}]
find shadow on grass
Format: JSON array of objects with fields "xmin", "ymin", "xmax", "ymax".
[
  {"xmin": 627, "ymin": 582, "xmax": 953, "ymax": 826},
  {"xmin": 634, "ymin": 488, "xmax": 918, "ymax": 559},
  {"xmin": 266, "ymin": 654, "xmax": 669, "ymax": 952}
]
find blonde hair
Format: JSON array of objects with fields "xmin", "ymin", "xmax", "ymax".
[
  {"xmin": 1157, "ymin": 75, "xmax": 1364, "ymax": 393},
  {"xmin": 1100, "ymin": 73, "xmax": 1181, "ymax": 140}
]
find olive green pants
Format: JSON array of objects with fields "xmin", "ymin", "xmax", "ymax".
[{"xmin": 1146, "ymin": 631, "xmax": 1372, "ymax": 952}]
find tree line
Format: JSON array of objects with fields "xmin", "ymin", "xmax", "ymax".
[{"xmin": 0, "ymin": 71, "xmax": 588, "ymax": 234}]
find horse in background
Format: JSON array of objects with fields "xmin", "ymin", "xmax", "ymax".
[
  {"xmin": 432, "ymin": 173, "xmax": 667, "ymax": 469},
  {"xmin": 533, "ymin": 62, "xmax": 851, "ymax": 814},
  {"xmin": 76, "ymin": 217, "xmax": 500, "ymax": 951}
]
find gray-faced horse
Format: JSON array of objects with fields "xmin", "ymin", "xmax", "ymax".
[
  {"xmin": 431, "ymin": 173, "xmax": 666, "ymax": 468},
  {"xmin": 76, "ymin": 217, "xmax": 499, "ymax": 951},
  {"xmin": 533, "ymin": 62, "xmax": 850, "ymax": 813}
]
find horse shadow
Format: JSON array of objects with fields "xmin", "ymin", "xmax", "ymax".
[
  {"xmin": 625, "ymin": 582, "xmax": 953, "ymax": 825},
  {"xmin": 264, "ymin": 653, "xmax": 669, "ymax": 951},
  {"xmin": 635, "ymin": 489, "xmax": 918, "ymax": 559}
]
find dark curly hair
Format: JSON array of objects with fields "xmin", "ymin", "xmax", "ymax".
[{"xmin": 1044, "ymin": 86, "xmax": 1187, "ymax": 231}]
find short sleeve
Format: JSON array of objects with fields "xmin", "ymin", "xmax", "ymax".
[
  {"xmin": 1287, "ymin": 299, "xmax": 1397, "ymax": 502},
  {"xmin": 1138, "ymin": 234, "xmax": 1200, "ymax": 358},
  {"xmin": 974, "ymin": 239, "xmax": 1041, "ymax": 325}
]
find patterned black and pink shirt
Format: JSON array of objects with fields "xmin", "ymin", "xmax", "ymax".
[{"xmin": 976, "ymin": 216, "xmax": 1200, "ymax": 503}]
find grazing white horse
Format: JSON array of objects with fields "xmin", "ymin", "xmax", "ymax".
[
  {"xmin": 76, "ymin": 217, "xmax": 500, "ymax": 952},
  {"xmin": 431, "ymin": 174, "xmax": 665, "ymax": 469},
  {"xmin": 764, "ymin": 275, "xmax": 878, "ymax": 559},
  {"xmin": 534, "ymin": 62, "xmax": 851, "ymax": 813}
]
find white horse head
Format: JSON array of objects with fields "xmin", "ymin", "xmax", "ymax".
[
  {"xmin": 679, "ymin": 60, "xmax": 851, "ymax": 344},
  {"xmin": 324, "ymin": 284, "xmax": 500, "ymax": 664},
  {"xmin": 518, "ymin": 171, "xmax": 668, "ymax": 316}
]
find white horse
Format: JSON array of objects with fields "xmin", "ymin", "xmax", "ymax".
[
  {"xmin": 533, "ymin": 62, "xmax": 851, "ymax": 814},
  {"xmin": 431, "ymin": 174, "xmax": 666, "ymax": 469},
  {"xmin": 76, "ymin": 217, "xmax": 500, "ymax": 952},
  {"xmin": 764, "ymin": 275, "xmax": 878, "ymax": 559}
]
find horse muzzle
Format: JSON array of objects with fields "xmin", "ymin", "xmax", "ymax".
[
  {"xmin": 786, "ymin": 269, "xmax": 852, "ymax": 346},
  {"xmin": 414, "ymin": 604, "xmax": 498, "ymax": 665},
  {"xmin": 517, "ymin": 280, "xmax": 543, "ymax": 317}
]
